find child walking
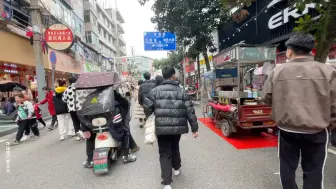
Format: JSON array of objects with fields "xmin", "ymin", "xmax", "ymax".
[
  {"xmin": 33, "ymin": 99, "xmax": 46, "ymax": 128},
  {"xmin": 11, "ymin": 94, "xmax": 40, "ymax": 145}
]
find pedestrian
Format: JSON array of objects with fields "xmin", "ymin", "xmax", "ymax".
[
  {"xmin": 154, "ymin": 75, "xmax": 164, "ymax": 87},
  {"xmin": 133, "ymin": 80, "xmax": 146, "ymax": 128},
  {"xmin": 261, "ymin": 33, "xmax": 336, "ymax": 189},
  {"xmin": 138, "ymin": 72, "xmax": 155, "ymax": 126},
  {"xmin": 33, "ymin": 99, "xmax": 46, "ymax": 128},
  {"xmin": 11, "ymin": 93, "xmax": 40, "ymax": 145},
  {"xmin": 143, "ymin": 66, "xmax": 199, "ymax": 189},
  {"xmin": 54, "ymin": 80, "xmax": 75, "ymax": 141},
  {"xmin": 62, "ymin": 76, "xmax": 83, "ymax": 141},
  {"xmin": 39, "ymin": 87, "xmax": 58, "ymax": 130},
  {"xmin": 3, "ymin": 97, "xmax": 15, "ymax": 115}
]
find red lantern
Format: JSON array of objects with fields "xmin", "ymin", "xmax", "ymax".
[
  {"xmin": 7, "ymin": 67, "xmax": 12, "ymax": 70},
  {"xmin": 33, "ymin": 71, "xmax": 36, "ymax": 75},
  {"xmin": 22, "ymin": 68, "xmax": 27, "ymax": 72},
  {"xmin": 17, "ymin": 68, "xmax": 21, "ymax": 71},
  {"xmin": 0, "ymin": 65, "xmax": 5, "ymax": 69}
]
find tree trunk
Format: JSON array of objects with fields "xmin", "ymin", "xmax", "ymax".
[
  {"xmin": 203, "ymin": 51, "xmax": 211, "ymax": 71},
  {"xmin": 315, "ymin": 1, "xmax": 336, "ymax": 63},
  {"xmin": 196, "ymin": 54, "xmax": 201, "ymax": 85}
]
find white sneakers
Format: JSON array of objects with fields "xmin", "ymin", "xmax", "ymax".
[
  {"xmin": 173, "ymin": 168, "xmax": 180, "ymax": 176},
  {"xmin": 163, "ymin": 169, "xmax": 181, "ymax": 189},
  {"xmin": 163, "ymin": 185, "xmax": 172, "ymax": 189},
  {"xmin": 60, "ymin": 135, "xmax": 66, "ymax": 141},
  {"xmin": 21, "ymin": 135, "xmax": 30, "ymax": 141}
]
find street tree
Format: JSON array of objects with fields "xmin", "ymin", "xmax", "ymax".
[
  {"xmin": 221, "ymin": 0, "xmax": 336, "ymax": 62},
  {"xmin": 139, "ymin": 0, "xmax": 230, "ymax": 71}
]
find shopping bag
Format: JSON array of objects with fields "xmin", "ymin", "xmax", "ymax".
[{"xmin": 144, "ymin": 113, "xmax": 156, "ymax": 145}]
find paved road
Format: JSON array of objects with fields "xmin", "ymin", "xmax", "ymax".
[{"xmin": 0, "ymin": 108, "xmax": 336, "ymax": 189}]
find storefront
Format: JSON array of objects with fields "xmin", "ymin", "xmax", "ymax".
[
  {"xmin": 47, "ymin": 50, "xmax": 83, "ymax": 87},
  {"xmin": 217, "ymin": 0, "xmax": 322, "ymax": 63}
]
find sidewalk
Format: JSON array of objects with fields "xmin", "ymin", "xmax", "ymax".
[{"xmin": 0, "ymin": 116, "xmax": 51, "ymax": 138}]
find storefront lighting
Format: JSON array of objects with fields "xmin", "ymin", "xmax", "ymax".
[
  {"xmin": 4, "ymin": 70, "xmax": 18, "ymax": 74},
  {"xmin": 265, "ymin": 10, "xmax": 267, "ymax": 13},
  {"xmin": 254, "ymin": 18, "xmax": 257, "ymax": 21},
  {"xmin": 233, "ymin": 34, "xmax": 235, "ymax": 36}
]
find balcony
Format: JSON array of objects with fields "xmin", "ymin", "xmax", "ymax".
[
  {"xmin": 115, "ymin": 9, "xmax": 125, "ymax": 23},
  {"xmin": 117, "ymin": 23, "xmax": 124, "ymax": 34},
  {"xmin": 85, "ymin": 22, "xmax": 98, "ymax": 34},
  {"xmin": 120, "ymin": 46, "xmax": 127, "ymax": 56},
  {"xmin": 119, "ymin": 36, "xmax": 126, "ymax": 46},
  {"xmin": 83, "ymin": 1, "xmax": 98, "ymax": 18}
]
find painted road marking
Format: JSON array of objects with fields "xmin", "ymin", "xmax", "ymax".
[{"xmin": 328, "ymin": 148, "xmax": 336, "ymax": 155}]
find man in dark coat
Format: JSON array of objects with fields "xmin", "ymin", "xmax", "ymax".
[
  {"xmin": 143, "ymin": 65, "xmax": 199, "ymax": 189},
  {"xmin": 138, "ymin": 72, "xmax": 155, "ymax": 106}
]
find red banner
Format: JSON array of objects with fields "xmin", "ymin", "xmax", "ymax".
[{"xmin": 185, "ymin": 64, "xmax": 195, "ymax": 73}]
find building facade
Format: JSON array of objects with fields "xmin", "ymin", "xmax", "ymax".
[{"xmin": 0, "ymin": 0, "xmax": 127, "ymax": 93}]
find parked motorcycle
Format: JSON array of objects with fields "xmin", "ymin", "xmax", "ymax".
[{"xmin": 185, "ymin": 85, "xmax": 198, "ymax": 100}]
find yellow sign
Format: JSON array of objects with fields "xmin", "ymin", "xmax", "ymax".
[
  {"xmin": 91, "ymin": 97, "xmax": 98, "ymax": 104},
  {"xmin": 200, "ymin": 56, "xmax": 213, "ymax": 65}
]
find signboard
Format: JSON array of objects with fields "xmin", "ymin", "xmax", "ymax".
[
  {"xmin": 185, "ymin": 64, "xmax": 195, "ymax": 73},
  {"xmin": 267, "ymin": 0, "xmax": 316, "ymax": 29},
  {"xmin": 215, "ymin": 68, "xmax": 238, "ymax": 78},
  {"xmin": 144, "ymin": 32, "xmax": 176, "ymax": 51},
  {"xmin": 200, "ymin": 56, "xmax": 213, "ymax": 65},
  {"xmin": 44, "ymin": 24, "xmax": 74, "ymax": 50},
  {"xmin": 84, "ymin": 62, "xmax": 101, "ymax": 73},
  {"xmin": 214, "ymin": 48, "xmax": 236, "ymax": 66}
]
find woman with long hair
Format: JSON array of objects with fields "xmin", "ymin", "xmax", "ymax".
[{"xmin": 133, "ymin": 80, "xmax": 146, "ymax": 128}]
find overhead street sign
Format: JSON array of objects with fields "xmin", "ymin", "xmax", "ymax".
[{"xmin": 144, "ymin": 32, "xmax": 176, "ymax": 51}]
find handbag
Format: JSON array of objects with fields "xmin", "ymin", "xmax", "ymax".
[{"xmin": 144, "ymin": 113, "xmax": 156, "ymax": 144}]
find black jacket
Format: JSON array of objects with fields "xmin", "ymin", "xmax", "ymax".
[
  {"xmin": 138, "ymin": 80, "xmax": 155, "ymax": 105},
  {"xmin": 143, "ymin": 80, "xmax": 198, "ymax": 135}
]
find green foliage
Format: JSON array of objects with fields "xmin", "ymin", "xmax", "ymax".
[
  {"xmin": 292, "ymin": 0, "xmax": 336, "ymax": 62},
  {"xmin": 140, "ymin": 0, "xmax": 230, "ymax": 71},
  {"xmin": 153, "ymin": 47, "xmax": 184, "ymax": 70}
]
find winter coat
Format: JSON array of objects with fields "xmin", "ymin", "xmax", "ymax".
[
  {"xmin": 40, "ymin": 90, "xmax": 56, "ymax": 116},
  {"xmin": 34, "ymin": 104, "xmax": 42, "ymax": 119},
  {"xmin": 133, "ymin": 86, "xmax": 146, "ymax": 119},
  {"xmin": 138, "ymin": 80, "xmax": 155, "ymax": 105},
  {"xmin": 143, "ymin": 80, "xmax": 199, "ymax": 135},
  {"xmin": 54, "ymin": 86, "xmax": 68, "ymax": 115},
  {"xmin": 62, "ymin": 83, "xmax": 76, "ymax": 112}
]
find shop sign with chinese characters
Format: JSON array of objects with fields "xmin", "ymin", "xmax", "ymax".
[{"xmin": 44, "ymin": 24, "xmax": 74, "ymax": 50}]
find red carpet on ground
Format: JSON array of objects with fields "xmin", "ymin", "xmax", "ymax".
[{"xmin": 198, "ymin": 118, "xmax": 278, "ymax": 150}]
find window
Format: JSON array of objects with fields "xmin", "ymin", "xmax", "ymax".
[
  {"xmin": 84, "ymin": 10, "xmax": 90, "ymax": 22},
  {"xmin": 85, "ymin": 31, "xmax": 92, "ymax": 43},
  {"xmin": 61, "ymin": 7, "xmax": 64, "ymax": 20}
]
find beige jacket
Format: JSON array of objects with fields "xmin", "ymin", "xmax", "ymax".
[{"xmin": 262, "ymin": 56, "xmax": 336, "ymax": 134}]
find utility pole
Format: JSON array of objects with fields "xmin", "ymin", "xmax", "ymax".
[
  {"xmin": 30, "ymin": 0, "xmax": 46, "ymax": 102},
  {"xmin": 130, "ymin": 46, "xmax": 135, "ymax": 56}
]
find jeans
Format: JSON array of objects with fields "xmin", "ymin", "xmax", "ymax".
[{"xmin": 157, "ymin": 135, "xmax": 182, "ymax": 185}]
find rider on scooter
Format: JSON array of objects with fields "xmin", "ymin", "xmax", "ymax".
[{"xmin": 81, "ymin": 90, "xmax": 138, "ymax": 168}]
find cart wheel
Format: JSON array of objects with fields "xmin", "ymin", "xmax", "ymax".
[{"xmin": 220, "ymin": 119, "xmax": 233, "ymax": 137}]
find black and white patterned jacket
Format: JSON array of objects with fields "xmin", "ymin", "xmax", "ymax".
[{"xmin": 62, "ymin": 83, "xmax": 76, "ymax": 112}]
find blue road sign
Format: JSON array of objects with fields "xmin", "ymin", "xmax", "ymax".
[
  {"xmin": 49, "ymin": 51, "xmax": 57, "ymax": 65},
  {"xmin": 144, "ymin": 32, "xmax": 176, "ymax": 51}
]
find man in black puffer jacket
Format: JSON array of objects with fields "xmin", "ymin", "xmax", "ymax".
[
  {"xmin": 138, "ymin": 72, "xmax": 155, "ymax": 106},
  {"xmin": 144, "ymin": 65, "xmax": 198, "ymax": 189}
]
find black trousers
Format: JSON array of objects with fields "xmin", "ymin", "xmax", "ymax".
[
  {"xmin": 279, "ymin": 129, "xmax": 329, "ymax": 189},
  {"xmin": 16, "ymin": 119, "xmax": 40, "ymax": 141},
  {"xmin": 51, "ymin": 115, "xmax": 58, "ymax": 127},
  {"xmin": 69, "ymin": 111, "xmax": 81, "ymax": 133},
  {"xmin": 86, "ymin": 131, "xmax": 137, "ymax": 162},
  {"xmin": 37, "ymin": 118, "xmax": 46, "ymax": 126},
  {"xmin": 157, "ymin": 135, "xmax": 182, "ymax": 185}
]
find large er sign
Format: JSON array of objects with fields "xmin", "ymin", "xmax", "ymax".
[{"xmin": 268, "ymin": 3, "xmax": 316, "ymax": 29}]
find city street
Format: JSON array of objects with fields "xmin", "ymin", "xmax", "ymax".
[{"xmin": 0, "ymin": 107, "xmax": 336, "ymax": 189}]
